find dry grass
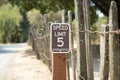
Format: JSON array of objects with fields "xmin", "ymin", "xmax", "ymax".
[{"xmin": 6, "ymin": 44, "xmax": 52, "ymax": 80}]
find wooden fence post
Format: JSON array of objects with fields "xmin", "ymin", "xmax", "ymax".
[
  {"xmin": 62, "ymin": 10, "xmax": 65, "ymax": 23},
  {"xmin": 61, "ymin": 10, "xmax": 70, "ymax": 80},
  {"xmin": 68, "ymin": 10, "xmax": 76, "ymax": 80},
  {"xmin": 44, "ymin": 14, "xmax": 51, "ymax": 69},
  {"xmin": 29, "ymin": 26, "xmax": 35, "ymax": 51},
  {"xmin": 74, "ymin": 0, "xmax": 87, "ymax": 80},
  {"xmin": 38, "ymin": 33, "xmax": 43, "ymax": 59},
  {"xmin": 100, "ymin": 25, "xmax": 109, "ymax": 80},
  {"xmin": 31, "ymin": 26, "xmax": 41, "ymax": 59},
  {"xmin": 83, "ymin": 0, "xmax": 94, "ymax": 80},
  {"xmin": 109, "ymin": 1, "xmax": 120, "ymax": 80},
  {"xmin": 44, "ymin": 14, "xmax": 50, "ymax": 34}
]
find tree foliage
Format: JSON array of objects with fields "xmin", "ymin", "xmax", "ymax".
[
  {"xmin": 8, "ymin": 0, "xmax": 99, "ymax": 25},
  {"xmin": 90, "ymin": 2, "xmax": 98, "ymax": 25},
  {"xmin": 6, "ymin": 0, "xmax": 116, "ymax": 43},
  {"xmin": 8, "ymin": 0, "xmax": 74, "ymax": 14},
  {"xmin": 0, "ymin": 4, "xmax": 22, "ymax": 43},
  {"xmin": 26, "ymin": 9, "xmax": 43, "ymax": 32},
  {"xmin": 91, "ymin": 0, "xmax": 120, "ymax": 28},
  {"xmin": 27, "ymin": 9, "xmax": 43, "ymax": 27},
  {"xmin": 48, "ymin": 10, "xmax": 62, "ymax": 22}
]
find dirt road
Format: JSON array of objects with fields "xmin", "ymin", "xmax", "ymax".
[
  {"xmin": 6, "ymin": 43, "xmax": 51, "ymax": 80},
  {"xmin": 0, "ymin": 43, "xmax": 27, "ymax": 80}
]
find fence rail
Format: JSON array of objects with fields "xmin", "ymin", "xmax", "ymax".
[{"xmin": 31, "ymin": 29, "xmax": 120, "ymax": 41}]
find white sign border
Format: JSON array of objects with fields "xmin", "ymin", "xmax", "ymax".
[{"xmin": 50, "ymin": 23, "xmax": 71, "ymax": 53}]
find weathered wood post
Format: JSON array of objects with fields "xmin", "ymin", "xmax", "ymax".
[
  {"xmin": 62, "ymin": 10, "xmax": 70, "ymax": 80},
  {"xmin": 68, "ymin": 10, "xmax": 76, "ymax": 80},
  {"xmin": 100, "ymin": 25, "xmax": 109, "ymax": 80},
  {"xmin": 38, "ymin": 33, "xmax": 43, "ymax": 59},
  {"xmin": 74, "ymin": 0, "xmax": 87, "ymax": 80},
  {"xmin": 62, "ymin": 10, "xmax": 65, "ymax": 23},
  {"xmin": 44, "ymin": 14, "xmax": 49, "ymax": 35},
  {"xmin": 44, "ymin": 14, "xmax": 51, "ymax": 69},
  {"xmin": 39, "ymin": 23, "xmax": 45, "ymax": 62},
  {"xmin": 31, "ymin": 26, "xmax": 40, "ymax": 59},
  {"xmin": 29, "ymin": 26, "xmax": 35, "ymax": 51},
  {"xmin": 109, "ymin": 1, "xmax": 120, "ymax": 80},
  {"xmin": 83, "ymin": 0, "xmax": 94, "ymax": 80}
]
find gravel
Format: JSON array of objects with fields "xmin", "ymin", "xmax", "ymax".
[{"xmin": 6, "ymin": 44, "xmax": 52, "ymax": 80}]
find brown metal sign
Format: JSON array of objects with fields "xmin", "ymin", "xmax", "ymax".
[{"xmin": 50, "ymin": 23, "xmax": 70, "ymax": 53}]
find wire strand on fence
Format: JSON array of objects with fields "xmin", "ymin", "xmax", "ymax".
[
  {"xmin": 43, "ymin": 54, "xmax": 51, "ymax": 61},
  {"xmin": 80, "ymin": 75, "xmax": 86, "ymax": 80},
  {"xmin": 30, "ymin": 29, "xmax": 120, "ymax": 42},
  {"xmin": 33, "ymin": 34, "xmax": 50, "ymax": 41},
  {"xmin": 71, "ymin": 29, "xmax": 120, "ymax": 34},
  {"xmin": 67, "ymin": 54, "xmax": 77, "ymax": 62}
]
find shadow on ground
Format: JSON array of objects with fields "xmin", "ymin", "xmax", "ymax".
[{"xmin": 21, "ymin": 46, "xmax": 36, "ymax": 58}]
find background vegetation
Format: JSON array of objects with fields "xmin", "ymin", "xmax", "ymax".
[
  {"xmin": 0, "ymin": 0, "xmax": 116, "ymax": 43},
  {"xmin": 0, "ymin": 3, "xmax": 22, "ymax": 43}
]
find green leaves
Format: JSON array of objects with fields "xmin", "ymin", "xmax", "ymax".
[
  {"xmin": 27, "ymin": 9, "xmax": 43, "ymax": 28},
  {"xmin": 0, "ymin": 4, "xmax": 22, "ymax": 43},
  {"xmin": 8, "ymin": 0, "xmax": 74, "ymax": 14},
  {"xmin": 0, "ymin": 4, "xmax": 22, "ymax": 27}
]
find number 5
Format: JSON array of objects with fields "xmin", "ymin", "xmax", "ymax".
[{"xmin": 57, "ymin": 37, "xmax": 64, "ymax": 47}]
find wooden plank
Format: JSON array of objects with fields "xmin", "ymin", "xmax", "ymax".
[
  {"xmin": 74, "ymin": 0, "xmax": 87, "ymax": 80},
  {"xmin": 100, "ymin": 25, "xmax": 109, "ymax": 80},
  {"xmin": 52, "ymin": 53, "xmax": 66, "ymax": 80},
  {"xmin": 109, "ymin": 1, "xmax": 120, "ymax": 80},
  {"xmin": 83, "ymin": 0, "xmax": 94, "ymax": 80}
]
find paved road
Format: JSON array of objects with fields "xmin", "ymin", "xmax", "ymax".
[{"xmin": 0, "ymin": 43, "xmax": 27, "ymax": 80}]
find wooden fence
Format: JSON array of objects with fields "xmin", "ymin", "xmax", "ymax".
[{"xmin": 29, "ymin": 1, "xmax": 120, "ymax": 80}]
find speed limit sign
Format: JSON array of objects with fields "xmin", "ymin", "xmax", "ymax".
[{"xmin": 50, "ymin": 23, "xmax": 71, "ymax": 53}]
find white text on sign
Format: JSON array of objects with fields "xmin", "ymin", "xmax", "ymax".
[{"xmin": 50, "ymin": 23, "xmax": 70, "ymax": 53}]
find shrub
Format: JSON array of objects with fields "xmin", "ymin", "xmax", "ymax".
[{"xmin": 0, "ymin": 3, "xmax": 22, "ymax": 43}]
